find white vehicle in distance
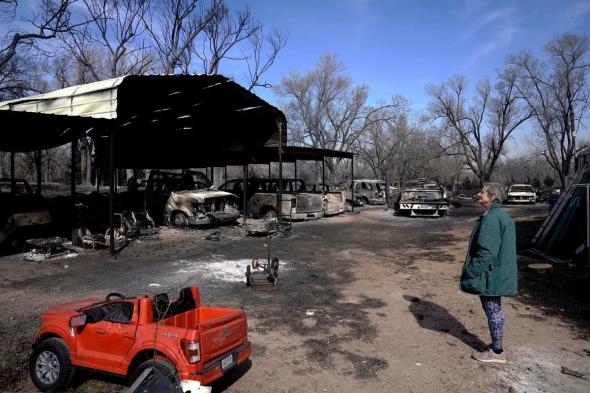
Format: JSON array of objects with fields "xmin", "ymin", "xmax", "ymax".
[{"xmin": 506, "ymin": 184, "xmax": 536, "ymax": 204}]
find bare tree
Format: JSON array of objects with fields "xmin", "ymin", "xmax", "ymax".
[
  {"xmin": 61, "ymin": 0, "xmax": 152, "ymax": 82},
  {"xmin": 427, "ymin": 73, "xmax": 531, "ymax": 186},
  {"xmin": 0, "ymin": 0, "xmax": 76, "ymax": 97},
  {"xmin": 243, "ymin": 28, "xmax": 286, "ymax": 90},
  {"xmin": 355, "ymin": 96, "xmax": 409, "ymax": 181},
  {"xmin": 276, "ymin": 54, "xmax": 393, "ymax": 181},
  {"xmin": 144, "ymin": 0, "xmax": 219, "ymax": 74},
  {"xmin": 508, "ymin": 33, "xmax": 590, "ymax": 188},
  {"xmin": 194, "ymin": 3, "xmax": 258, "ymax": 74}
]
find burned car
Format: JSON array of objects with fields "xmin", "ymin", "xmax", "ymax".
[
  {"xmin": 142, "ymin": 171, "xmax": 240, "ymax": 227},
  {"xmin": 166, "ymin": 189, "xmax": 240, "ymax": 227},
  {"xmin": 219, "ymin": 178, "xmax": 324, "ymax": 220},
  {"xmin": 397, "ymin": 179, "xmax": 449, "ymax": 217},
  {"xmin": 340, "ymin": 179, "xmax": 387, "ymax": 206},
  {"xmin": 0, "ymin": 179, "xmax": 52, "ymax": 253}
]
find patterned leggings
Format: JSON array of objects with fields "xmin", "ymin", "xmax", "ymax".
[{"xmin": 480, "ymin": 296, "xmax": 504, "ymax": 352}]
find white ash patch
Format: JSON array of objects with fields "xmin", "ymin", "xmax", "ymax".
[{"xmin": 172, "ymin": 258, "xmax": 290, "ymax": 283}]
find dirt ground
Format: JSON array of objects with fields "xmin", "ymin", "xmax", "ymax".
[{"xmin": 1, "ymin": 204, "xmax": 589, "ymax": 393}]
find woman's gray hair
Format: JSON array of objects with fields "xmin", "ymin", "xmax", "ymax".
[{"xmin": 482, "ymin": 183, "xmax": 504, "ymax": 202}]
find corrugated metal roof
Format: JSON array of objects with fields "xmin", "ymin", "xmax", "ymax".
[{"xmin": 0, "ymin": 77, "xmax": 125, "ymax": 118}]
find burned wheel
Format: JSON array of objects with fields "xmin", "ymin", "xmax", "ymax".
[
  {"xmin": 30, "ymin": 338, "xmax": 74, "ymax": 392},
  {"xmin": 262, "ymin": 208, "xmax": 277, "ymax": 220},
  {"xmin": 171, "ymin": 212, "xmax": 189, "ymax": 228}
]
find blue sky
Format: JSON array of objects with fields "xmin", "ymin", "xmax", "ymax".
[
  {"xmin": 227, "ymin": 0, "xmax": 590, "ymax": 140},
  {"xmin": 3, "ymin": 0, "xmax": 590, "ymax": 143}
]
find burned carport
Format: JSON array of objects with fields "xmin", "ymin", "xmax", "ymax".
[{"xmin": 0, "ymin": 74, "xmax": 354, "ymax": 255}]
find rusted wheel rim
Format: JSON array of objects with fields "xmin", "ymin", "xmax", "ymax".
[{"xmin": 173, "ymin": 213, "xmax": 187, "ymax": 227}]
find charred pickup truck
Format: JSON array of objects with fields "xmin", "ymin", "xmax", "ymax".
[
  {"xmin": 141, "ymin": 171, "xmax": 240, "ymax": 227},
  {"xmin": 219, "ymin": 178, "xmax": 324, "ymax": 220},
  {"xmin": 396, "ymin": 179, "xmax": 449, "ymax": 217},
  {"xmin": 30, "ymin": 286, "xmax": 250, "ymax": 392}
]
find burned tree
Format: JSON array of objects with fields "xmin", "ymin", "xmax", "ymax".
[
  {"xmin": 276, "ymin": 54, "xmax": 390, "ymax": 182},
  {"xmin": 0, "ymin": 0, "xmax": 75, "ymax": 98},
  {"xmin": 427, "ymin": 73, "xmax": 531, "ymax": 186},
  {"xmin": 144, "ymin": 0, "xmax": 219, "ymax": 74},
  {"xmin": 508, "ymin": 33, "xmax": 590, "ymax": 188},
  {"xmin": 60, "ymin": 0, "xmax": 153, "ymax": 82}
]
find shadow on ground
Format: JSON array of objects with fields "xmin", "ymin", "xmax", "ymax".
[
  {"xmin": 403, "ymin": 295, "xmax": 487, "ymax": 351},
  {"xmin": 211, "ymin": 360, "xmax": 252, "ymax": 392}
]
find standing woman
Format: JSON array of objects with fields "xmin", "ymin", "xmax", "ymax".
[{"xmin": 461, "ymin": 183, "xmax": 517, "ymax": 363}]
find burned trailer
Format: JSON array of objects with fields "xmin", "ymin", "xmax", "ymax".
[{"xmin": 397, "ymin": 179, "xmax": 449, "ymax": 217}]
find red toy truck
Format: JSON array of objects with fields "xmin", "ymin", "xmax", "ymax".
[{"xmin": 30, "ymin": 286, "xmax": 251, "ymax": 392}]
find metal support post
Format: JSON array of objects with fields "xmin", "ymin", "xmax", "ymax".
[
  {"xmin": 322, "ymin": 159, "xmax": 326, "ymax": 191},
  {"xmin": 109, "ymin": 130, "xmax": 115, "ymax": 257},
  {"xmin": 351, "ymin": 156, "xmax": 354, "ymax": 213},
  {"xmin": 10, "ymin": 151, "xmax": 15, "ymax": 196},
  {"xmin": 242, "ymin": 164, "xmax": 248, "ymax": 225},
  {"xmin": 277, "ymin": 121, "xmax": 284, "ymax": 224},
  {"xmin": 36, "ymin": 150, "xmax": 42, "ymax": 195},
  {"xmin": 71, "ymin": 141, "xmax": 76, "ymax": 198},
  {"xmin": 71, "ymin": 141, "xmax": 76, "ymax": 243}
]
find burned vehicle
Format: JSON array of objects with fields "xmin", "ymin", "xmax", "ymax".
[
  {"xmin": 142, "ymin": 171, "xmax": 239, "ymax": 227},
  {"xmin": 219, "ymin": 178, "xmax": 324, "ymax": 220},
  {"xmin": 306, "ymin": 184, "xmax": 346, "ymax": 216},
  {"xmin": 340, "ymin": 179, "xmax": 387, "ymax": 206},
  {"xmin": 0, "ymin": 179, "xmax": 52, "ymax": 253},
  {"xmin": 506, "ymin": 184, "xmax": 536, "ymax": 204},
  {"xmin": 397, "ymin": 179, "xmax": 449, "ymax": 217}
]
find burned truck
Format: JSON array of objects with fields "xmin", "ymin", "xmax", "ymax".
[
  {"xmin": 142, "ymin": 171, "xmax": 240, "ymax": 227},
  {"xmin": 396, "ymin": 179, "xmax": 449, "ymax": 217},
  {"xmin": 219, "ymin": 178, "xmax": 324, "ymax": 220},
  {"xmin": 306, "ymin": 184, "xmax": 346, "ymax": 216}
]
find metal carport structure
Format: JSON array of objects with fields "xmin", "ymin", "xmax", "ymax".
[{"xmin": 0, "ymin": 75, "xmax": 354, "ymax": 255}]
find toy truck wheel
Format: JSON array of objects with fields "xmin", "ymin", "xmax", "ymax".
[
  {"xmin": 130, "ymin": 359, "xmax": 178, "ymax": 387},
  {"xmin": 30, "ymin": 338, "xmax": 74, "ymax": 392}
]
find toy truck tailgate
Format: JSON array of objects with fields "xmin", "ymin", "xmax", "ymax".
[{"xmin": 198, "ymin": 307, "xmax": 247, "ymax": 363}]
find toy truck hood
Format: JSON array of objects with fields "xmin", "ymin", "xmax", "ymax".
[{"xmin": 43, "ymin": 297, "xmax": 102, "ymax": 316}]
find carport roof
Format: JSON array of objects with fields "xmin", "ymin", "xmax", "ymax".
[
  {"xmin": 0, "ymin": 75, "xmax": 352, "ymax": 168},
  {"xmin": 0, "ymin": 74, "xmax": 286, "ymax": 158},
  {"xmin": 0, "ymin": 110, "xmax": 108, "ymax": 152}
]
